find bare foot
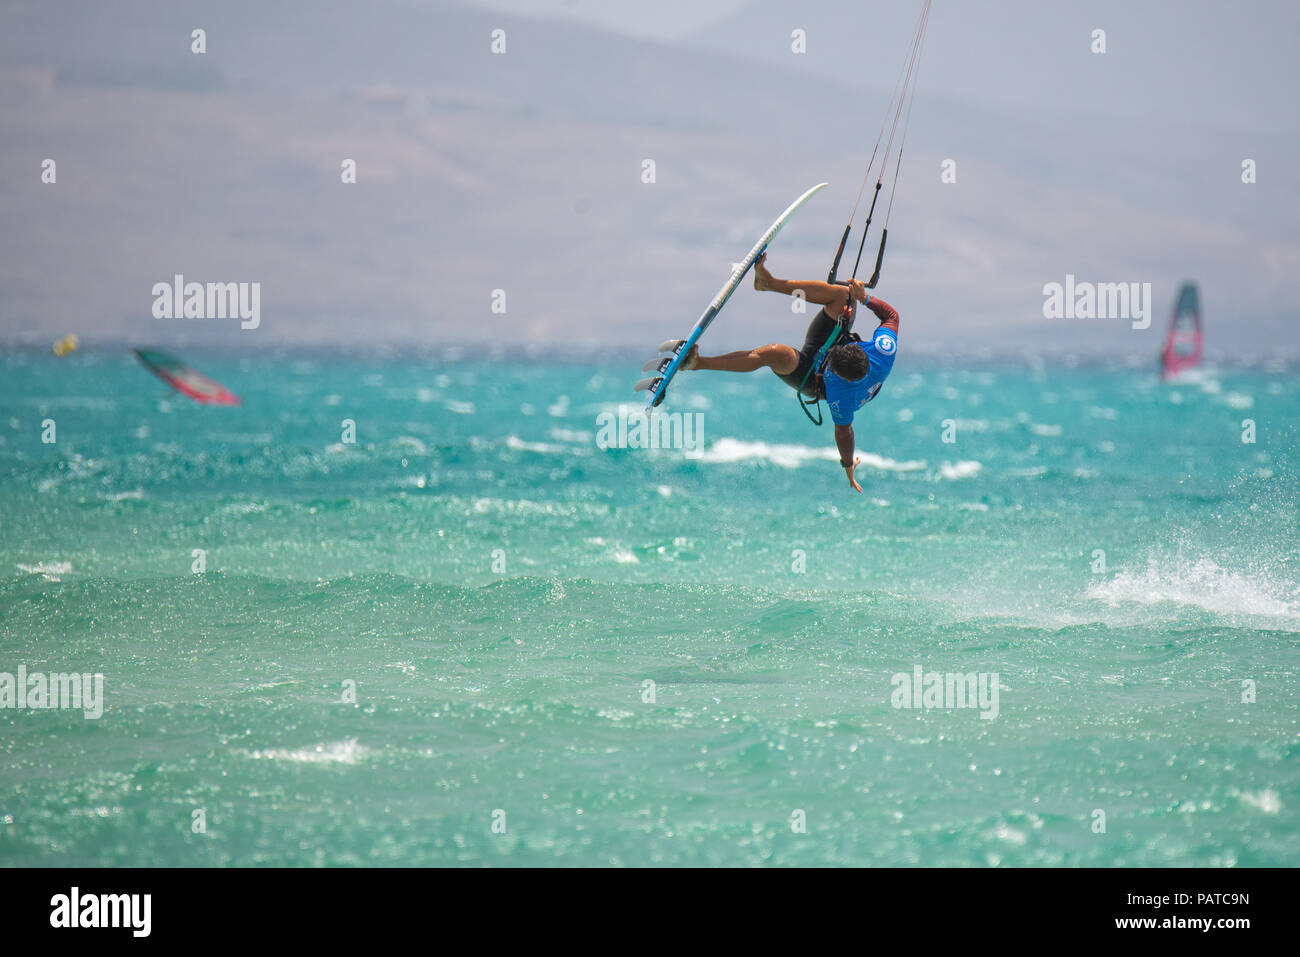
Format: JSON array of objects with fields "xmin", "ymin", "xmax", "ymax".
[{"xmin": 753, "ymin": 254, "xmax": 774, "ymax": 291}]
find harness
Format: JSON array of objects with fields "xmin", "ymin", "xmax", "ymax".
[{"xmin": 797, "ymin": 321, "xmax": 861, "ymax": 426}]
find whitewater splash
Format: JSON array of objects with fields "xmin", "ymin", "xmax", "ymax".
[{"xmin": 1087, "ymin": 557, "xmax": 1299, "ymax": 622}]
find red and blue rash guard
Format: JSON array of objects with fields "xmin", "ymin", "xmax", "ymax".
[{"xmin": 824, "ymin": 296, "xmax": 899, "ymax": 426}]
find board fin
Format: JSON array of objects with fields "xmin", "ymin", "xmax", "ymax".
[
  {"xmin": 658, "ymin": 339, "xmax": 685, "ymax": 355},
  {"xmin": 633, "ymin": 376, "xmax": 662, "ymax": 393},
  {"xmin": 642, "ymin": 356, "xmax": 671, "ymax": 373}
]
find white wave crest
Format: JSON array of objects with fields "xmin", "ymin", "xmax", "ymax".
[
  {"xmin": 244, "ymin": 739, "xmax": 368, "ymax": 765},
  {"xmin": 17, "ymin": 560, "xmax": 73, "ymax": 581},
  {"xmin": 394, "ymin": 436, "xmax": 428, "ymax": 454},
  {"xmin": 698, "ymin": 438, "xmax": 926, "ymax": 472},
  {"xmin": 938, "ymin": 461, "xmax": 983, "ymax": 480},
  {"xmin": 506, "ymin": 435, "xmax": 570, "ymax": 455},
  {"xmin": 1237, "ymin": 789, "xmax": 1282, "ymax": 814}
]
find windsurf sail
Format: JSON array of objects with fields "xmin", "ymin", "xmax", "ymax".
[
  {"xmin": 1159, "ymin": 282, "xmax": 1203, "ymax": 380},
  {"xmin": 134, "ymin": 349, "xmax": 241, "ymax": 405}
]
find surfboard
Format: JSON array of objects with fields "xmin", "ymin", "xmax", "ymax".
[{"xmin": 638, "ymin": 182, "xmax": 828, "ymax": 410}]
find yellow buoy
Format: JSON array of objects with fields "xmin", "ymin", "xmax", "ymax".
[{"xmin": 52, "ymin": 334, "xmax": 79, "ymax": 357}]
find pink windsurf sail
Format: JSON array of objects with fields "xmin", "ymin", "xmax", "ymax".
[
  {"xmin": 1159, "ymin": 282, "xmax": 1203, "ymax": 380},
  {"xmin": 134, "ymin": 349, "xmax": 241, "ymax": 405}
]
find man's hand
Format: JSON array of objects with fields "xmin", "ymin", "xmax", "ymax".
[{"xmin": 844, "ymin": 456, "xmax": 862, "ymax": 493}]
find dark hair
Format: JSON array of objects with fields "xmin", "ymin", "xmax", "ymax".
[{"xmin": 827, "ymin": 344, "xmax": 869, "ymax": 381}]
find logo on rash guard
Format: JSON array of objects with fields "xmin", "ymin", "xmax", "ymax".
[{"xmin": 874, "ymin": 334, "xmax": 895, "ymax": 354}]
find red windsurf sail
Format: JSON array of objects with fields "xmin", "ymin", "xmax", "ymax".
[
  {"xmin": 134, "ymin": 349, "xmax": 241, "ymax": 405},
  {"xmin": 1159, "ymin": 282, "xmax": 1203, "ymax": 380}
]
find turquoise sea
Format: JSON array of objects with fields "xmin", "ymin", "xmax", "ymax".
[{"xmin": 1, "ymin": 348, "xmax": 1297, "ymax": 866}]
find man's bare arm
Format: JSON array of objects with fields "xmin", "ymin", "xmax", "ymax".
[
  {"xmin": 834, "ymin": 424, "xmax": 862, "ymax": 493},
  {"xmin": 834, "ymin": 424, "xmax": 854, "ymax": 465}
]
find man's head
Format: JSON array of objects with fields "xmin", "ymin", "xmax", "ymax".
[{"xmin": 827, "ymin": 344, "xmax": 869, "ymax": 381}]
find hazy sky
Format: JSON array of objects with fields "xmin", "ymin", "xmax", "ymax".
[{"xmin": 462, "ymin": 0, "xmax": 751, "ymax": 40}]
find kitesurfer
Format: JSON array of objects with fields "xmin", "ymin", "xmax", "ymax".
[{"xmin": 678, "ymin": 255, "xmax": 900, "ymax": 493}]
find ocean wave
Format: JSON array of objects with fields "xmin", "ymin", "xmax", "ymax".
[
  {"xmin": 243, "ymin": 739, "xmax": 369, "ymax": 765},
  {"xmin": 393, "ymin": 435, "xmax": 429, "ymax": 453},
  {"xmin": 35, "ymin": 453, "xmax": 104, "ymax": 492},
  {"xmin": 697, "ymin": 438, "xmax": 926, "ymax": 472},
  {"xmin": 217, "ymin": 500, "xmax": 269, "ymax": 517},
  {"xmin": 938, "ymin": 461, "xmax": 983, "ymax": 480},
  {"xmin": 1086, "ymin": 557, "xmax": 1299, "ymax": 623},
  {"xmin": 17, "ymin": 560, "xmax": 72, "ymax": 581},
  {"xmin": 1237, "ymin": 789, "xmax": 1282, "ymax": 814},
  {"xmin": 694, "ymin": 438, "xmax": 836, "ymax": 467},
  {"xmin": 1007, "ymin": 466, "xmax": 1048, "ymax": 479},
  {"xmin": 469, "ymin": 496, "xmax": 609, "ymax": 517},
  {"xmin": 505, "ymin": 435, "xmax": 573, "ymax": 455}
]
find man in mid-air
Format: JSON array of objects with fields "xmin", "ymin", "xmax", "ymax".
[{"xmin": 678, "ymin": 255, "xmax": 900, "ymax": 493}]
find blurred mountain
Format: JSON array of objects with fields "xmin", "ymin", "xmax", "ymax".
[
  {"xmin": 690, "ymin": 0, "xmax": 1300, "ymax": 132},
  {"xmin": 0, "ymin": 0, "xmax": 1295, "ymax": 355}
]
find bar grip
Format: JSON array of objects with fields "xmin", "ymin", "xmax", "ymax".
[{"xmin": 866, "ymin": 227, "xmax": 888, "ymax": 289}]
